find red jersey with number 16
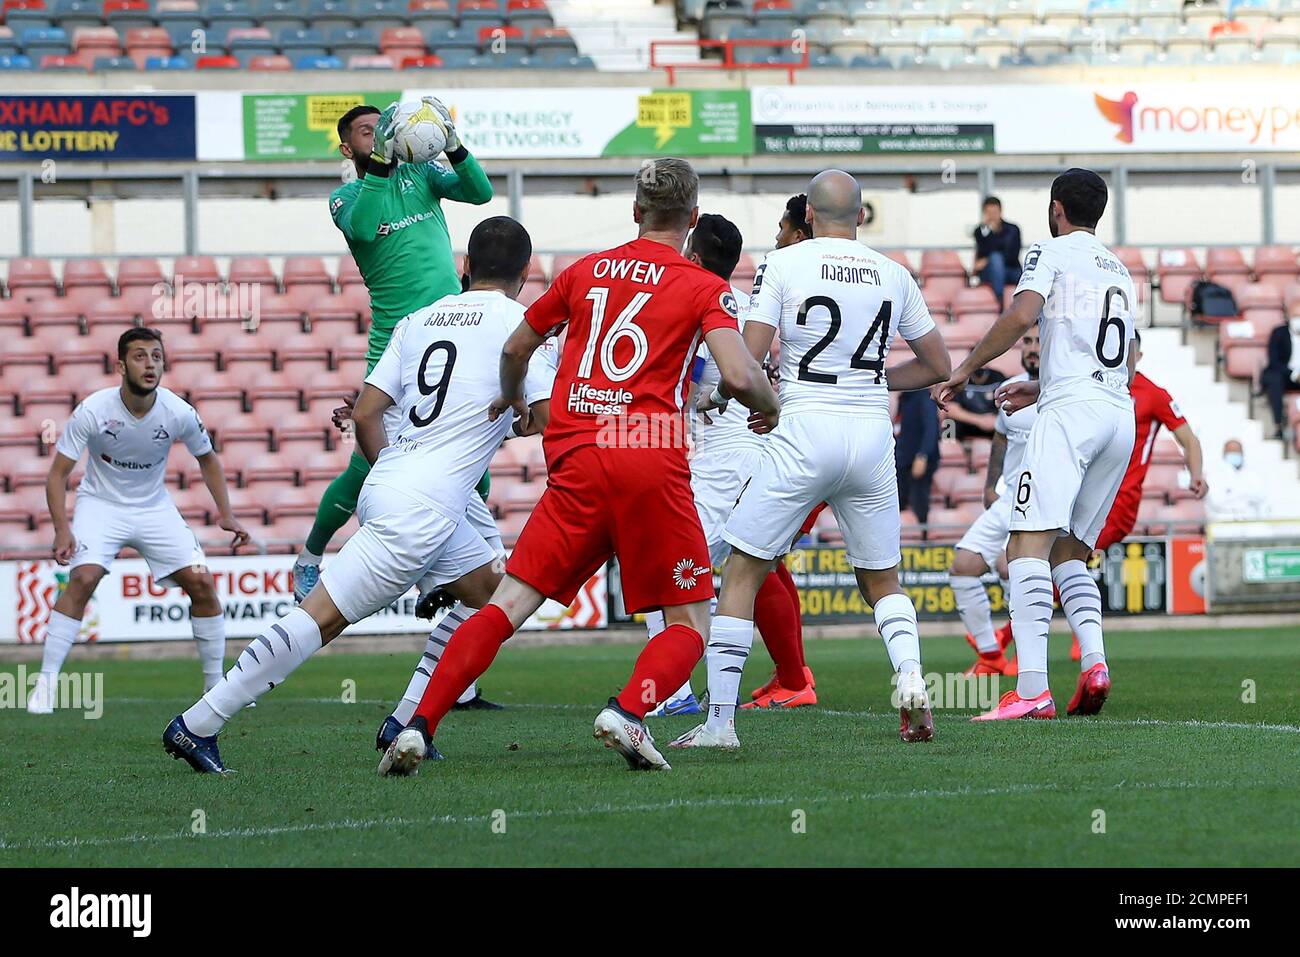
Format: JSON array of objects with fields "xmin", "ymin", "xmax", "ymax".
[{"xmin": 524, "ymin": 236, "xmax": 741, "ymax": 468}]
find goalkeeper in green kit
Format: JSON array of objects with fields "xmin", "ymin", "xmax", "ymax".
[{"xmin": 293, "ymin": 98, "xmax": 493, "ymax": 604}]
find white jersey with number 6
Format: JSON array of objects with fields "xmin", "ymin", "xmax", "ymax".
[
  {"xmin": 1014, "ymin": 231, "xmax": 1137, "ymax": 414},
  {"xmin": 747, "ymin": 237, "xmax": 935, "ymax": 419},
  {"xmin": 364, "ymin": 289, "xmax": 556, "ymax": 524}
]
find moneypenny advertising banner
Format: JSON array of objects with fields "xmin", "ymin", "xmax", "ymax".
[{"xmin": 0, "ymin": 554, "xmax": 606, "ymax": 644}]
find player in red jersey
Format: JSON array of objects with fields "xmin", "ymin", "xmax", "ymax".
[{"xmin": 379, "ymin": 158, "xmax": 780, "ymax": 775}]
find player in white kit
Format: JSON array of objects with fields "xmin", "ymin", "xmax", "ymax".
[
  {"xmin": 948, "ymin": 325, "xmax": 1039, "ymax": 677},
  {"xmin": 32, "ymin": 328, "xmax": 250, "ymax": 714},
  {"xmin": 672, "ymin": 170, "xmax": 952, "ymax": 749},
  {"xmin": 935, "ymin": 168, "xmax": 1136, "ymax": 720},
  {"xmin": 163, "ymin": 217, "xmax": 555, "ymax": 773}
]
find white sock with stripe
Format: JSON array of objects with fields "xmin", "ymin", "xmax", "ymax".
[
  {"xmin": 1009, "ymin": 557, "xmax": 1053, "ymax": 699},
  {"xmin": 392, "ymin": 602, "xmax": 472, "ymax": 724},
  {"xmin": 182, "ymin": 607, "xmax": 322, "ymax": 736},
  {"xmin": 874, "ymin": 592, "xmax": 922, "ymax": 676},
  {"xmin": 950, "ymin": 576, "xmax": 998, "ymax": 654},
  {"xmin": 705, "ymin": 615, "xmax": 752, "ymax": 732},
  {"xmin": 191, "ymin": 613, "xmax": 227, "ymax": 692},
  {"xmin": 1052, "ymin": 560, "xmax": 1107, "ymax": 671}
]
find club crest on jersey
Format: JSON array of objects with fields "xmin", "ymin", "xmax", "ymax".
[
  {"xmin": 672, "ymin": 558, "xmax": 708, "ymax": 589},
  {"xmin": 719, "ymin": 291, "xmax": 739, "ymax": 318},
  {"xmin": 152, "ymin": 426, "xmax": 170, "ymax": 442}
]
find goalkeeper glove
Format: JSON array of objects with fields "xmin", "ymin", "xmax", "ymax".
[
  {"xmin": 421, "ymin": 95, "xmax": 462, "ymax": 154},
  {"xmin": 369, "ymin": 102, "xmax": 399, "ymax": 167}
]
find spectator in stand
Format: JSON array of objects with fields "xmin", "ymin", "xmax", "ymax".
[
  {"xmin": 1261, "ymin": 315, "xmax": 1300, "ymax": 440},
  {"xmin": 945, "ymin": 367, "xmax": 1006, "ymax": 440},
  {"xmin": 1205, "ymin": 439, "xmax": 1270, "ymax": 522},
  {"xmin": 972, "ymin": 196, "xmax": 1022, "ymax": 305},
  {"xmin": 896, "ymin": 389, "xmax": 941, "ymax": 525}
]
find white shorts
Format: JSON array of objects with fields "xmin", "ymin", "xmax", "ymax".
[
  {"xmin": 724, "ymin": 412, "xmax": 900, "ymax": 570},
  {"xmin": 1008, "ymin": 400, "xmax": 1136, "ymax": 548},
  {"xmin": 321, "ymin": 483, "xmax": 496, "ymax": 624},
  {"xmin": 70, "ymin": 495, "xmax": 205, "ymax": 585},
  {"xmin": 464, "ymin": 492, "xmax": 504, "ymax": 558},
  {"xmin": 690, "ymin": 441, "xmax": 764, "ymax": 566},
  {"xmin": 955, "ymin": 494, "xmax": 1012, "ymax": 571}
]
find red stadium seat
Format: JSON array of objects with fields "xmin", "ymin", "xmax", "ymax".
[
  {"xmin": 1205, "ymin": 246, "xmax": 1251, "ymax": 283},
  {"xmin": 1235, "ymin": 283, "xmax": 1284, "ymax": 324},
  {"xmin": 919, "ymin": 249, "xmax": 966, "ymax": 281},
  {"xmin": 282, "ymin": 257, "xmax": 333, "ymax": 292},
  {"xmin": 61, "ymin": 258, "xmax": 113, "ymax": 295},
  {"xmin": 306, "ymin": 291, "xmax": 365, "ymax": 331},
  {"xmin": 380, "ymin": 26, "xmax": 426, "ymax": 60},
  {"xmin": 733, "ymin": 253, "xmax": 757, "ymax": 285},
  {"xmin": 196, "ymin": 55, "xmax": 240, "ymax": 69},
  {"xmin": 938, "ymin": 438, "xmax": 967, "ymax": 470},
  {"xmin": 947, "ymin": 470, "xmax": 988, "ymax": 506},
  {"xmin": 1111, "ymin": 246, "xmax": 1149, "ymax": 283},
  {"xmin": 25, "ymin": 298, "xmax": 85, "ymax": 333},
  {"xmin": 490, "ymin": 440, "xmax": 529, "ymax": 481},
  {"xmin": 1253, "ymin": 246, "xmax": 1298, "ymax": 284},
  {"xmin": 170, "ymin": 255, "xmax": 221, "ymax": 286},
  {"xmin": 919, "ymin": 275, "xmax": 966, "ymax": 310},
  {"xmin": 882, "ymin": 250, "xmax": 914, "ymax": 276},
  {"xmin": 551, "ymin": 254, "xmax": 585, "ymax": 276},
  {"xmin": 951, "ymin": 285, "xmax": 999, "ymax": 317},
  {"xmin": 6, "ymin": 258, "xmax": 57, "ymax": 294},
  {"xmin": 228, "ymin": 256, "xmax": 278, "ymax": 289},
  {"xmin": 1223, "ymin": 345, "xmax": 1267, "ymax": 383},
  {"xmin": 968, "ymin": 437, "xmax": 993, "ymax": 472},
  {"xmin": 1156, "ymin": 247, "xmax": 1203, "ymax": 305},
  {"xmin": 519, "ymin": 279, "xmax": 547, "ymax": 307},
  {"xmin": 944, "ymin": 312, "xmax": 995, "ymax": 349},
  {"xmin": 115, "ymin": 257, "xmax": 167, "ymax": 291},
  {"xmin": 336, "ymin": 256, "xmax": 364, "ymax": 289}
]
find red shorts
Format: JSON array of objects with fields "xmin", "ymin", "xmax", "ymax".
[
  {"xmin": 507, "ymin": 444, "xmax": 714, "ymax": 615},
  {"xmin": 1095, "ymin": 487, "xmax": 1140, "ymax": 552},
  {"xmin": 798, "ymin": 502, "xmax": 828, "ymax": 537}
]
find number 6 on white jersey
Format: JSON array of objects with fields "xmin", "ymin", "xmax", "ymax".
[{"xmin": 580, "ymin": 287, "xmax": 651, "ymax": 382}]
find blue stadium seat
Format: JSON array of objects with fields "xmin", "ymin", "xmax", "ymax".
[
  {"xmin": 52, "ymin": 0, "xmax": 105, "ymax": 33},
  {"xmin": 354, "ymin": 0, "xmax": 408, "ymax": 30},
  {"xmin": 205, "ymin": 1, "xmax": 259, "ymax": 32},
  {"xmin": 329, "ymin": 25, "xmax": 379, "ymax": 59},
  {"xmin": 700, "ymin": 2, "xmax": 748, "ymax": 42},
  {"xmin": 105, "ymin": 2, "xmax": 155, "ymax": 31},
  {"xmin": 426, "ymin": 26, "xmax": 479, "ymax": 50},
  {"xmin": 155, "ymin": 13, "xmax": 205, "ymax": 37},
  {"xmin": 5, "ymin": 8, "xmax": 53, "ymax": 32},
  {"xmin": 228, "ymin": 32, "xmax": 278, "ymax": 55},
  {"xmin": 144, "ymin": 53, "xmax": 192, "ymax": 67},
  {"xmin": 997, "ymin": 52, "xmax": 1036, "ymax": 66},
  {"xmin": 21, "ymin": 27, "xmax": 71, "ymax": 58},
  {"xmin": 0, "ymin": 32, "xmax": 16, "ymax": 58},
  {"xmin": 848, "ymin": 52, "xmax": 890, "ymax": 67},
  {"xmin": 279, "ymin": 26, "xmax": 329, "ymax": 56},
  {"xmin": 538, "ymin": 52, "xmax": 593, "ymax": 68},
  {"xmin": 0, "ymin": 53, "xmax": 35, "ymax": 68},
  {"xmin": 294, "ymin": 52, "xmax": 344, "ymax": 67},
  {"xmin": 255, "ymin": 0, "xmax": 309, "ymax": 34},
  {"xmin": 93, "ymin": 54, "xmax": 138, "ymax": 69},
  {"xmin": 305, "ymin": 0, "xmax": 358, "ymax": 27},
  {"xmin": 460, "ymin": 1, "xmax": 508, "ymax": 28},
  {"xmin": 409, "ymin": 8, "xmax": 456, "ymax": 33},
  {"xmin": 432, "ymin": 46, "xmax": 479, "ymax": 65},
  {"xmin": 807, "ymin": 50, "xmax": 844, "ymax": 67},
  {"xmin": 478, "ymin": 48, "xmax": 531, "ymax": 66},
  {"xmin": 799, "ymin": 0, "xmax": 849, "ymax": 29},
  {"xmin": 167, "ymin": 24, "xmax": 223, "ymax": 53}
]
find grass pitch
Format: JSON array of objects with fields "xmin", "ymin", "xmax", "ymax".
[{"xmin": 1, "ymin": 625, "xmax": 1297, "ymax": 867}]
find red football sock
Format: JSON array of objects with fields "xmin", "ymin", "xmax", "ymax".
[
  {"xmin": 773, "ymin": 560, "xmax": 806, "ymax": 671},
  {"xmin": 412, "ymin": 603, "xmax": 514, "ymax": 736},
  {"xmin": 616, "ymin": 623, "xmax": 703, "ymax": 718},
  {"xmin": 755, "ymin": 569, "xmax": 806, "ymax": 690}
]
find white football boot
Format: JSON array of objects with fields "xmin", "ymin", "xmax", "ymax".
[
  {"xmin": 592, "ymin": 700, "xmax": 671, "ymax": 771},
  {"xmin": 668, "ymin": 719, "xmax": 740, "ymax": 750},
  {"xmin": 895, "ymin": 668, "xmax": 935, "ymax": 743},
  {"xmin": 378, "ymin": 727, "xmax": 428, "ymax": 777}
]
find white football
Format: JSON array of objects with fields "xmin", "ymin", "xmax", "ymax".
[{"xmin": 390, "ymin": 99, "xmax": 450, "ymax": 164}]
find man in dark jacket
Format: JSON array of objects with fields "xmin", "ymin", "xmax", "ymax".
[
  {"xmin": 896, "ymin": 389, "xmax": 941, "ymax": 525},
  {"xmin": 973, "ymin": 196, "xmax": 1022, "ymax": 306},
  {"xmin": 1262, "ymin": 316, "xmax": 1300, "ymax": 438}
]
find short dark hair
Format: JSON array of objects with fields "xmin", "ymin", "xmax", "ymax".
[
  {"xmin": 982, "ymin": 195, "xmax": 1001, "ymax": 208},
  {"xmin": 466, "ymin": 216, "xmax": 532, "ymax": 284},
  {"xmin": 784, "ymin": 193, "xmax": 812, "ymax": 239},
  {"xmin": 1050, "ymin": 168, "xmax": 1108, "ymax": 229},
  {"xmin": 688, "ymin": 214, "xmax": 743, "ymax": 282},
  {"xmin": 118, "ymin": 327, "xmax": 163, "ymax": 360},
  {"xmin": 337, "ymin": 105, "xmax": 381, "ymax": 143}
]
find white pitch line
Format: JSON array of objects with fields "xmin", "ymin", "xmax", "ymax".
[{"xmin": 0, "ymin": 778, "xmax": 1263, "ymax": 854}]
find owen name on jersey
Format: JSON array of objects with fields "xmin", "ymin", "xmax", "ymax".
[{"xmin": 592, "ymin": 257, "xmax": 666, "ymax": 285}]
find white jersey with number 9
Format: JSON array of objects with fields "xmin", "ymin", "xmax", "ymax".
[{"xmin": 746, "ymin": 237, "xmax": 935, "ymax": 419}]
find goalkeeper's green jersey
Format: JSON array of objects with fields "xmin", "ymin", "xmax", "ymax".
[{"xmin": 328, "ymin": 155, "xmax": 492, "ymax": 369}]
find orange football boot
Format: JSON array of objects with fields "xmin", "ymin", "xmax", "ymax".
[{"xmin": 1066, "ymin": 663, "xmax": 1111, "ymax": 716}]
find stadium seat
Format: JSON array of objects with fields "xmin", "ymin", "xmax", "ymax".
[
  {"xmin": 409, "ymin": 0, "xmax": 455, "ymax": 32},
  {"xmin": 919, "ymin": 249, "xmax": 966, "ymax": 282},
  {"xmin": 380, "ymin": 25, "xmax": 426, "ymax": 59},
  {"xmin": 1252, "ymin": 246, "xmax": 1299, "ymax": 291},
  {"xmin": 6, "ymin": 258, "xmax": 58, "ymax": 295},
  {"xmin": 1156, "ymin": 248, "xmax": 1203, "ymax": 305}
]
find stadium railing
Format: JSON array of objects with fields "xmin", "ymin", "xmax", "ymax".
[{"xmin": 648, "ymin": 37, "xmax": 810, "ymax": 83}]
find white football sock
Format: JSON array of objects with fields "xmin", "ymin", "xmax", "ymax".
[
  {"xmin": 1009, "ymin": 557, "xmax": 1053, "ymax": 699},
  {"xmin": 1053, "ymin": 560, "xmax": 1107, "ymax": 671},
  {"xmin": 874, "ymin": 592, "xmax": 921, "ymax": 675},
  {"xmin": 40, "ymin": 610, "xmax": 80, "ymax": 678},
  {"xmin": 705, "ymin": 615, "xmax": 753, "ymax": 732},
  {"xmin": 950, "ymin": 576, "xmax": 998, "ymax": 654},
  {"xmin": 191, "ymin": 613, "xmax": 227, "ymax": 691},
  {"xmin": 182, "ymin": 607, "xmax": 322, "ymax": 736},
  {"xmin": 296, "ymin": 546, "xmax": 322, "ymax": 565},
  {"xmin": 392, "ymin": 603, "xmax": 471, "ymax": 724}
]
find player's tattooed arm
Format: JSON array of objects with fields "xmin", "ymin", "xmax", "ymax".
[
  {"xmin": 983, "ymin": 432, "xmax": 1008, "ymax": 508},
  {"xmin": 935, "ymin": 289, "xmax": 1043, "ymax": 408},
  {"xmin": 352, "ymin": 385, "xmax": 395, "ymax": 466},
  {"xmin": 195, "ymin": 452, "xmax": 251, "ymax": 551},
  {"xmin": 491, "ymin": 321, "xmax": 548, "ymax": 430},
  {"xmin": 46, "ymin": 452, "xmax": 78, "ymax": 563},
  {"xmin": 703, "ymin": 326, "xmax": 779, "ymax": 432},
  {"xmin": 888, "ymin": 327, "xmax": 951, "ymax": 392}
]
